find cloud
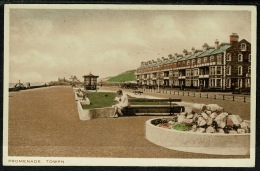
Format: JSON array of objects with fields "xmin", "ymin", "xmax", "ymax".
[{"xmin": 151, "ymin": 15, "xmax": 185, "ymax": 40}]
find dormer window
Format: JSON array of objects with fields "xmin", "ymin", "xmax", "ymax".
[
  {"xmin": 238, "ymin": 54, "xmax": 243, "ymax": 62},
  {"xmin": 210, "ymin": 56, "xmax": 214, "ymax": 62},
  {"xmin": 226, "ymin": 53, "xmax": 231, "ymax": 61},
  {"xmin": 204, "ymin": 57, "xmax": 208, "ymax": 63},
  {"xmin": 197, "ymin": 58, "xmax": 201, "ymax": 64},
  {"xmin": 217, "ymin": 54, "xmax": 222, "ymax": 62},
  {"xmin": 192, "ymin": 59, "xmax": 195, "ymax": 65},
  {"xmin": 241, "ymin": 43, "xmax": 247, "ymax": 51}
]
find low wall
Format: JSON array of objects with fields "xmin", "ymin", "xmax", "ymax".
[
  {"xmin": 74, "ymin": 89, "xmax": 115, "ymax": 120},
  {"xmin": 145, "ymin": 118, "xmax": 250, "ymax": 155}
]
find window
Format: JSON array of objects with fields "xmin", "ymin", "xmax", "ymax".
[
  {"xmin": 217, "ymin": 54, "xmax": 222, "ymax": 62},
  {"xmin": 210, "ymin": 67, "xmax": 215, "ymax": 75},
  {"xmin": 210, "ymin": 56, "xmax": 214, "ymax": 62},
  {"xmin": 226, "ymin": 79, "xmax": 231, "ymax": 88},
  {"xmin": 197, "ymin": 58, "xmax": 201, "ymax": 64},
  {"xmin": 216, "ymin": 79, "xmax": 221, "ymax": 87},
  {"xmin": 238, "ymin": 54, "xmax": 243, "ymax": 61},
  {"xmin": 227, "ymin": 65, "xmax": 231, "ymax": 75},
  {"xmin": 241, "ymin": 43, "xmax": 247, "ymax": 51},
  {"xmin": 187, "ymin": 60, "xmax": 190, "ymax": 66},
  {"xmin": 216, "ymin": 66, "xmax": 222, "ymax": 75},
  {"xmin": 204, "ymin": 57, "xmax": 208, "ymax": 63},
  {"xmin": 238, "ymin": 79, "xmax": 243, "ymax": 88},
  {"xmin": 238, "ymin": 66, "xmax": 243, "ymax": 75},
  {"xmin": 248, "ymin": 66, "xmax": 251, "ymax": 73},
  {"xmin": 248, "ymin": 54, "xmax": 251, "ymax": 62},
  {"xmin": 182, "ymin": 61, "xmax": 186, "ymax": 66},
  {"xmin": 192, "ymin": 59, "xmax": 195, "ymax": 65},
  {"xmin": 226, "ymin": 53, "xmax": 231, "ymax": 61}
]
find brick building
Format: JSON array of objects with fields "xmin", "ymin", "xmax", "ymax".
[{"xmin": 136, "ymin": 33, "xmax": 251, "ymax": 90}]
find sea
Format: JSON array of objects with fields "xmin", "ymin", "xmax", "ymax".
[{"xmin": 9, "ymin": 82, "xmax": 47, "ymax": 88}]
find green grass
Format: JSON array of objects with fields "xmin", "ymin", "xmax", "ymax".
[
  {"xmin": 107, "ymin": 71, "xmax": 135, "ymax": 83},
  {"xmin": 82, "ymin": 92, "xmax": 117, "ymax": 109},
  {"xmin": 172, "ymin": 123, "xmax": 191, "ymax": 131}
]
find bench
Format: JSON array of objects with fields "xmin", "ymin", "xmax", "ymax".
[{"xmin": 125, "ymin": 98, "xmax": 185, "ymax": 116}]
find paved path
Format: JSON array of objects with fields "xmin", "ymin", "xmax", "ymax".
[{"xmin": 8, "ymin": 86, "xmax": 248, "ymax": 158}]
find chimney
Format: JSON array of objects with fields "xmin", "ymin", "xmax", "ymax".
[
  {"xmin": 230, "ymin": 33, "xmax": 239, "ymax": 45},
  {"xmin": 202, "ymin": 43, "xmax": 209, "ymax": 52},
  {"xmin": 183, "ymin": 49, "xmax": 188, "ymax": 56},
  {"xmin": 141, "ymin": 61, "xmax": 145, "ymax": 66},
  {"xmin": 215, "ymin": 39, "xmax": 219, "ymax": 49},
  {"xmin": 191, "ymin": 47, "xmax": 195, "ymax": 55}
]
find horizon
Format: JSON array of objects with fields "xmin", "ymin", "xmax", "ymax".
[{"xmin": 8, "ymin": 8, "xmax": 251, "ymax": 83}]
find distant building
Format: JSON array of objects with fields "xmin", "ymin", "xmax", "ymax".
[
  {"xmin": 136, "ymin": 33, "xmax": 251, "ymax": 90},
  {"xmin": 83, "ymin": 73, "xmax": 99, "ymax": 90}
]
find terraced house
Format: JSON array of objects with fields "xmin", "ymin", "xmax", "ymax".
[{"xmin": 136, "ymin": 33, "xmax": 251, "ymax": 90}]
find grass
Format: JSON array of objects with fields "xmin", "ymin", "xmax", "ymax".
[
  {"xmin": 107, "ymin": 71, "xmax": 135, "ymax": 83},
  {"xmin": 82, "ymin": 92, "xmax": 117, "ymax": 109},
  {"xmin": 172, "ymin": 123, "xmax": 191, "ymax": 131}
]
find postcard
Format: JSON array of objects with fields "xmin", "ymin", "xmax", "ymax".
[{"xmin": 3, "ymin": 4, "xmax": 256, "ymax": 167}]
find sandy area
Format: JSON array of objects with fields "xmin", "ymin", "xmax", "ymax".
[{"xmin": 8, "ymin": 86, "xmax": 250, "ymax": 158}]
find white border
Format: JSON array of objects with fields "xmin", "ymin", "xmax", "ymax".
[{"xmin": 3, "ymin": 4, "xmax": 256, "ymax": 167}]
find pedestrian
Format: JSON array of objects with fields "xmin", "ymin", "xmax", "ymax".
[{"xmin": 111, "ymin": 89, "xmax": 129, "ymax": 118}]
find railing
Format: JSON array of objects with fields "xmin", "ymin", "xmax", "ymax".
[{"xmin": 138, "ymin": 88, "xmax": 250, "ymax": 103}]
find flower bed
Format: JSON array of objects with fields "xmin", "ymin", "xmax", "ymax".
[{"xmin": 145, "ymin": 103, "xmax": 250, "ymax": 155}]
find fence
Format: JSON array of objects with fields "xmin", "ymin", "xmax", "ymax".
[{"xmin": 139, "ymin": 88, "xmax": 250, "ymax": 103}]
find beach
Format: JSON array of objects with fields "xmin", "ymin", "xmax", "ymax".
[{"xmin": 8, "ymin": 86, "xmax": 250, "ymax": 158}]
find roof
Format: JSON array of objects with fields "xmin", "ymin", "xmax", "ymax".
[
  {"xmin": 83, "ymin": 73, "xmax": 99, "ymax": 77},
  {"xmin": 187, "ymin": 51, "xmax": 204, "ymax": 60},
  {"xmin": 178, "ymin": 54, "xmax": 192, "ymax": 61},
  {"xmin": 209, "ymin": 45, "xmax": 231, "ymax": 55},
  {"xmin": 197, "ymin": 48, "xmax": 215, "ymax": 57}
]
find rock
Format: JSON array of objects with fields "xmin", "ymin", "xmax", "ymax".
[
  {"xmin": 218, "ymin": 128, "xmax": 225, "ymax": 134},
  {"xmin": 214, "ymin": 112, "xmax": 228, "ymax": 128},
  {"xmin": 226, "ymin": 118, "xmax": 234, "ymax": 127},
  {"xmin": 206, "ymin": 104, "xmax": 223, "ymax": 113},
  {"xmin": 192, "ymin": 104, "xmax": 207, "ymax": 114},
  {"xmin": 206, "ymin": 126, "xmax": 216, "ymax": 133},
  {"xmin": 197, "ymin": 117, "xmax": 207, "ymax": 127},
  {"xmin": 206, "ymin": 110, "xmax": 212, "ymax": 115},
  {"xmin": 210, "ymin": 112, "xmax": 218, "ymax": 119},
  {"xmin": 237, "ymin": 129, "xmax": 246, "ymax": 134},
  {"xmin": 229, "ymin": 130, "xmax": 238, "ymax": 134},
  {"xmin": 183, "ymin": 118, "xmax": 193, "ymax": 124},
  {"xmin": 177, "ymin": 115, "xmax": 186, "ymax": 123},
  {"xmin": 206, "ymin": 117, "xmax": 213, "ymax": 126},
  {"xmin": 185, "ymin": 107, "xmax": 193, "ymax": 114},
  {"xmin": 180, "ymin": 112, "xmax": 187, "ymax": 116},
  {"xmin": 228, "ymin": 115, "xmax": 243, "ymax": 126},
  {"xmin": 186, "ymin": 114, "xmax": 194, "ymax": 119},
  {"xmin": 196, "ymin": 128, "xmax": 206, "ymax": 133},
  {"xmin": 168, "ymin": 121, "xmax": 175, "ymax": 125},
  {"xmin": 190, "ymin": 125, "xmax": 197, "ymax": 132},
  {"xmin": 158, "ymin": 123, "xmax": 171, "ymax": 128},
  {"xmin": 201, "ymin": 112, "xmax": 208, "ymax": 120},
  {"xmin": 240, "ymin": 121, "xmax": 250, "ymax": 129}
]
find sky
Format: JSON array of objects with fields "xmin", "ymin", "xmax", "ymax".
[{"xmin": 8, "ymin": 8, "xmax": 251, "ymax": 83}]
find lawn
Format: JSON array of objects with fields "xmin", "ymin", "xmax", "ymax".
[
  {"xmin": 82, "ymin": 92, "xmax": 117, "ymax": 109},
  {"xmin": 107, "ymin": 71, "xmax": 135, "ymax": 83}
]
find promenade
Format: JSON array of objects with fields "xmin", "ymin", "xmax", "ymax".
[{"xmin": 8, "ymin": 86, "xmax": 250, "ymax": 158}]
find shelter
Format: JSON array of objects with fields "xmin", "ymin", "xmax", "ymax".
[{"xmin": 83, "ymin": 73, "xmax": 99, "ymax": 90}]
